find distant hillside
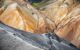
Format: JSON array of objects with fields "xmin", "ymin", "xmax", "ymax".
[{"xmin": 31, "ymin": 0, "xmax": 55, "ymax": 8}]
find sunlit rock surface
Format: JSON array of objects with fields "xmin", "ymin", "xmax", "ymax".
[
  {"xmin": 0, "ymin": 0, "xmax": 80, "ymax": 48},
  {"xmin": 40, "ymin": 0, "xmax": 80, "ymax": 48}
]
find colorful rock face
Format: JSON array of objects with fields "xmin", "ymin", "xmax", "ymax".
[
  {"xmin": 0, "ymin": 3, "xmax": 37, "ymax": 33},
  {"xmin": 40, "ymin": 0, "xmax": 80, "ymax": 48},
  {"xmin": 0, "ymin": 2, "xmax": 49, "ymax": 34},
  {"xmin": 0, "ymin": 0, "xmax": 80, "ymax": 48}
]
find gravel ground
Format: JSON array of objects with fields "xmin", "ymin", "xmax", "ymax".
[{"xmin": 0, "ymin": 30, "xmax": 43, "ymax": 50}]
